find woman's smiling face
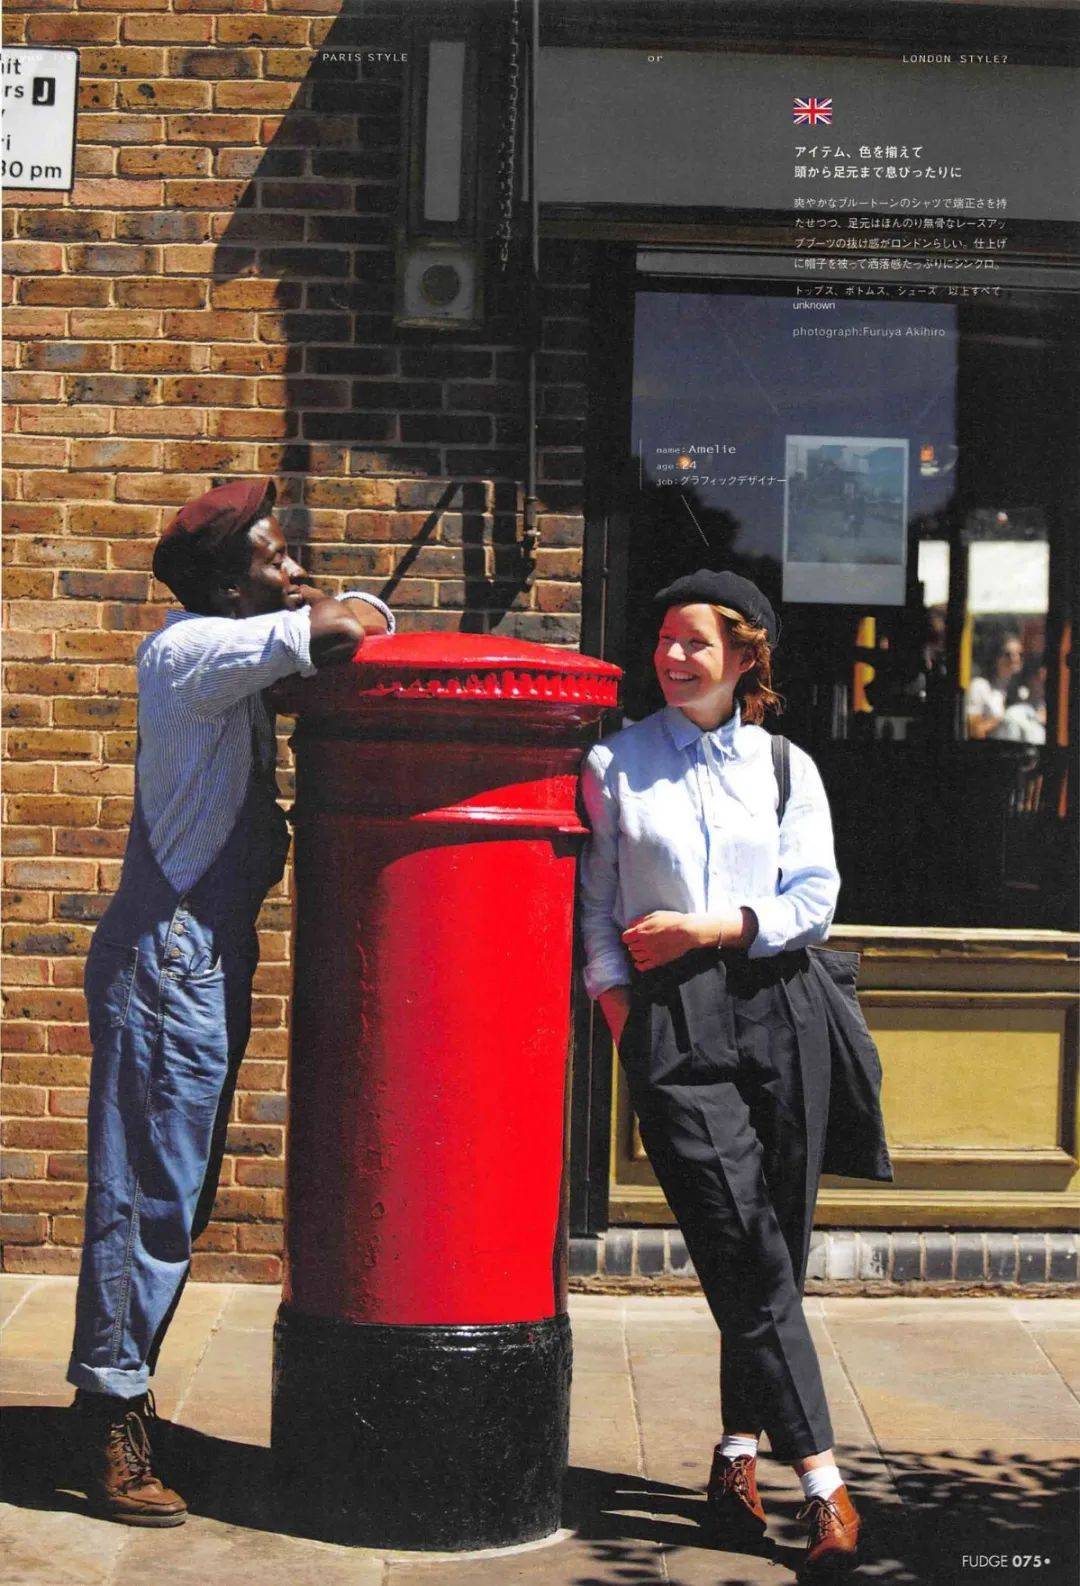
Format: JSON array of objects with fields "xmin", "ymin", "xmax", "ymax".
[{"xmin": 653, "ymin": 603, "xmax": 752, "ymax": 727}]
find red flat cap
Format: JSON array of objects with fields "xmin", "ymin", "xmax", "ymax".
[{"xmin": 153, "ymin": 477, "xmax": 276, "ymax": 608}]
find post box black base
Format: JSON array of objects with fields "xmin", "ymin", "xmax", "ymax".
[{"xmin": 271, "ymin": 1304, "xmax": 572, "ymax": 1550}]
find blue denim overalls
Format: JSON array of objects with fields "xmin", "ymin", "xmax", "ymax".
[{"xmin": 67, "ymin": 735, "xmax": 289, "ymax": 1399}]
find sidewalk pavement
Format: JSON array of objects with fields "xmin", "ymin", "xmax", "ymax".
[{"xmin": 1, "ymin": 1277, "xmax": 1077, "ymax": 1586}]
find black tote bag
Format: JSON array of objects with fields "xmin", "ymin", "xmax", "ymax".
[{"xmin": 771, "ymin": 735, "xmax": 893, "ymax": 1183}]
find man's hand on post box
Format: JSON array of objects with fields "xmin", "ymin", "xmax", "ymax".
[{"xmin": 286, "ymin": 581, "xmax": 370, "ymax": 670}]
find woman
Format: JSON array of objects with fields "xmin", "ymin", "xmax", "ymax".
[{"xmin": 579, "ymin": 569, "xmax": 865, "ymax": 1579}]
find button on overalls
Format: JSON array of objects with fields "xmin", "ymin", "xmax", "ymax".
[{"xmin": 68, "ymin": 733, "xmax": 289, "ymax": 1399}]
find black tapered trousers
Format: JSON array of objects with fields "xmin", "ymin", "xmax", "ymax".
[{"xmin": 620, "ymin": 946, "xmax": 834, "ymax": 1463}]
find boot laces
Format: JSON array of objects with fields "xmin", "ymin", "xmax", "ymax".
[
  {"xmin": 728, "ymin": 1459, "xmax": 754, "ymax": 1504},
  {"xmin": 797, "ymin": 1494, "xmax": 842, "ymax": 1545},
  {"xmin": 714, "ymin": 1453, "xmax": 754, "ymax": 1504},
  {"xmin": 108, "ymin": 1410, "xmax": 154, "ymax": 1490}
]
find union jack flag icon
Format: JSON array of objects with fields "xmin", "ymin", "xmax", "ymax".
[{"xmin": 793, "ymin": 97, "xmax": 833, "ymax": 125}]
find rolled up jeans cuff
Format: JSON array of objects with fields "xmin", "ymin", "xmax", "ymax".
[{"xmin": 66, "ymin": 1355, "xmax": 149, "ymax": 1400}]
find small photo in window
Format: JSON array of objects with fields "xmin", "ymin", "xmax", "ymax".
[{"xmin": 783, "ymin": 435, "xmax": 909, "ymax": 604}]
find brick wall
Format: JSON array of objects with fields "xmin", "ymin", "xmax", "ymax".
[{"xmin": 1, "ymin": 0, "xmax": 594, "ymax": 1279}]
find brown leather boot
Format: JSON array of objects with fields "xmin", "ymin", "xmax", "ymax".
[
  {"xmin": 74, "ymin": 1391, "xmax": 187, "ymax": 1527},
  {"xmin": 798, "ymin": 1484, "xmax": 860, "ymax": 1577},
  {"xmin": 705, "ymin": 1446, "xmax": 767, "ymax": 1542}
]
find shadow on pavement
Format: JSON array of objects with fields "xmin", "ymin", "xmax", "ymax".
[{"xmin": 2, "ymin": 1406, "xmax": 1076, "ymax": 1585}]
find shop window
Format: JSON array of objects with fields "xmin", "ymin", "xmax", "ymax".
[{"xmin": 615, "ymin": 280, "xmax": 1076, "ymax": 931}]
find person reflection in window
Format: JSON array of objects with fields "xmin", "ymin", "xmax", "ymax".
[
  {"xmin": 998, "ymin": 658, "xmax": 1047, "ymax": 745},
  {"xmin": 967, "ymin": 631, "xmax": 1024, "ymax": 740}
]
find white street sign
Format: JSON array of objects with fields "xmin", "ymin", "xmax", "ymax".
[{"xmin": 1, "ymin": 47, "xmax": 78, "ymax": 192}]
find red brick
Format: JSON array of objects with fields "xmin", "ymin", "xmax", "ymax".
[
  {"xmin": 263, "ymin": 50, "xmax": 309, "ymax": 79},
  {"xmin": 79, "ymin": 48, "xmax": 168, "ymax": 79},
  {"xmin": 166, "ymin": 115, "xmax": 261, "ymax": 145},
  {"xmin": 234, "ymin": 1158, "xmax": 285, "ymax": 1188},
  {"xmin": 5, "ymin": 795, "xmax": 99, "ymax": 827},
  {"xmin": 20, "ymin": 342, "xmax": 112, "ymax": 373},
  {"xmin": 3, "ymin": 438, "xmax": 68, "ymax": 468},
  {"xmin": 0, "ymin": 1085, "xmax": 48, "ymax": 1118},
  {"xmin": 118, "ymin": 148, "xmax": 212, "ymax": 178},
  {"xmin": 0, "ymin": 1214, "xmax": 48, "ymax": 1246},
  {"xmin": 56, "ymin": 632, "xmax": 140, "ymax": 663},
  {"xmin": 115, "ymin": 281, "xmax": 206, "ymax": 309},
  {"xmin": 0, "ymin": 1151, "xmax": 46, "ymax": 1179},
  {"xmin": 122, "ymin": 15, "xmax": 213, "ymax": 41},
  {"xmin": 18, "ymin": 406, "xmax": 112, "ymax": 436},
  {"xmin": 49, "ymin": 1216, "xmax": 89, "ymax": 1246},
  {"xmin": 20, "ymin": 471, "xmax": 113, "ymax": 503},
  {"xmin": 203, "ymin": 405, "xmax": 296, "ymax": 441},
  {"xmin": 79, "ymin": 113, "xmax": 166, "ymax": 146},
  {"xmin": 55, "ymin": 764, "xmax": 134, "ymax": 795},
  {"xmin": 114, "ymin": 472, "xmax": 211, "ymax": 505},
  {"xmin": 160, "ymin": 440, "xmax": 255, "ymax": 469},
  {"xmin": 0, "ymin": 637, "xmax": 55, "ymax": 663},
  {"xmin": 0, "ymin": 892, "xmax": 51, "ymax": 924},
  {"xmin": 3, "ymin": 242, "xmax": 64, "ymax": 275},
  {"xmin": 18, "ymin": 280, "xmax": 111, "ymax": 309},
  {"xmin": 188, "ymin": 1252, "xmax": 279, "ymax": 1283},
  {"xmin": 4, "ymin": 373, "xmax": 64, "ymax": 404},
  {"xmin": 1, "ymin": 945, "xmax": 52, "ymax": 973},
  {"xmin": 4, "ymin": 308, "xmax": 68, "ymax": 339},
  {"xmin": 237, "ymin": 1223, "xmax": 283, "ymax": 1253},
  {"xmin": 116, "ymin": 342, "xmax": 207, "ymax": 372},
  {"xmin": 68, "ymin": 503, "xmax": 159, "ymax": 537},
  {"xmin": 1, "ymin": 570, "xmax": 55, "ymax": 599},
  {"xmin": 5, "ymin": 725, "xmax": 99, "ymax": 758},
  {"xmin": 164, "ymin": 180, "xmax": 251, "ymax": 209},
  {"xmin": 49, "ymin": 1090, "xmax": 89, "ymax": 1118},
  {"xmin": 214, "ymin": 82, "xmax": 297, "ymax": 112},
  {"xmin": 192, "ymin": 1222, "xmax": 238, "ymax": 1251},
  {"xmin": 117, "ymin": 79, "xmax": 212, "ymax": 112},
  {"xmin": 71, "ymin": 439, "xmax": 162, "ymax": 470},
  {"xmin": 0, "ymin": 1024, "xmax": 48, "ymax": 1055},
  {"xmin": 114, "ymin": 408, "xmax": 204, "ymax": 438},
  {"xmin": 2, "ymin": 1118, "xmax": 87, "ymax": 1151},
  {"xmin": 26, "ymin": 15, "xmax": 120, "ymax": 45},
  {"xmin": 2, "ymin": 1246, "xmax": 81, "ymax": 1274},
  {"xmin": 47, "ymin": 1152, "xmax": 88, "ymax": 1181},
  {"xmin": 3, "ymin": 1180, "xmax": 84, "ymax": 1213}
]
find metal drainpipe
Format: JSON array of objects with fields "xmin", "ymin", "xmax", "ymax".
[{"xmin": 522, "ymin": 0, "xmax": 541, "ymax": 562}]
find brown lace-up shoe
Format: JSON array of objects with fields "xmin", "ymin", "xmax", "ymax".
[
  {"xmin": 798, "ymin": 1484, "xmax": 860, "ymax": 1577},
  {"xmin": 74, "ymin": 1391, "xmax": 187, "ymax": 1527},
  {"xmin": 705, "ymin": 1447, "xmax": 767, "ymax": 1542}
]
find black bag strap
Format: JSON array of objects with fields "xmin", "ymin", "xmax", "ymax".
[{"xmin": 770, "ymin": 733, "xmax": 791, "ymax": 824}]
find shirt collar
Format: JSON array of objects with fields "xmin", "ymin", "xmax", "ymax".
[
  {"xmin": 164, "ymin": 610, "xmax": 198, "ymax": 626},
  {"xmin": 662, "ymin": 703, "xmax": 746, "ymax": 758}
]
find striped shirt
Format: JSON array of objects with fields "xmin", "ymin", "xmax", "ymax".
[{"xmin": 134, "ymin": 593, "xmax": 394, "ymax": 893}]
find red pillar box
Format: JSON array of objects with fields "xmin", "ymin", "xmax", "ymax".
[{"xmin": 270, "ymin": 633, "xmax": 620, "ymax": 1550}]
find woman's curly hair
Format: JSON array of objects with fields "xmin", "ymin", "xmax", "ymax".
[{"xmin": 713, "ymin": 604, "xmax": 783, "ymax": 725}]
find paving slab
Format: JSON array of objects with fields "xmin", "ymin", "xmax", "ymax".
[
  {"xmin": 0, "ymin": 1275, "xmax": 38, "ymax": 1329},
  {"xmin": 0, "ymin": 1499, "xmax": 129, "ymax": 1586},
  {"xmin": 1, "ymin": 1279, "xmax": 1078, "ymax": 1586},
  {"xmin": 1022, "ymin": 1328, "xmax": 1080, "ymax": 1394}
]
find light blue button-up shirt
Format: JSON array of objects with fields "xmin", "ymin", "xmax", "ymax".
[
  {"xmin": 578, "ymin": 705, "xmax": 840, "ymax": 999},
  {"xmin": 136, "ymin": 592, "xmax": 394, "ymax": 894}
]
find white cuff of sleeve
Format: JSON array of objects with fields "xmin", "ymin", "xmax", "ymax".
[
  {"xmin": 745, "ymin": 896, "xmax": 789, "ymax": 958},
  {"xmin": 338, "ymin": 591, "xmax": 395, "ymax": 634}
]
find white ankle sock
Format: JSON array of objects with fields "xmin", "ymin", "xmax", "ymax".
[
  {"xmin": 719, "ymin": 1434, "xmax": 758, "ymax": 1461},
  {"xmin": 800, "ymin": 1464, "xmax": 843, "ymax": 1502}
]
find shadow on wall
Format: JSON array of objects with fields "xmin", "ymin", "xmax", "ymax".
[
  {"xmin": 2, "ymin": 1405, "xmax": 1076, "ymax": 1584},
  {"xmin": 211, "ymin": 1, "xmax": 540, "ymax": 635}
]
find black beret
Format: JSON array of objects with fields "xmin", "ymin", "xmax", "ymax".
[{"xmin": 653, "ymin": 569, "xmax": 778, "ymax": 646}]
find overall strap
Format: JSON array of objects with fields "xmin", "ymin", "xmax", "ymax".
[{"xmin": 770, "ymin": 733, "xmax": 791, "ymax": 824}]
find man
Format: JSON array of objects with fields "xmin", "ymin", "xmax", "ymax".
[{"xmin": 67, "ymin": 478, "xmax": 394, "ymax": 1524}]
